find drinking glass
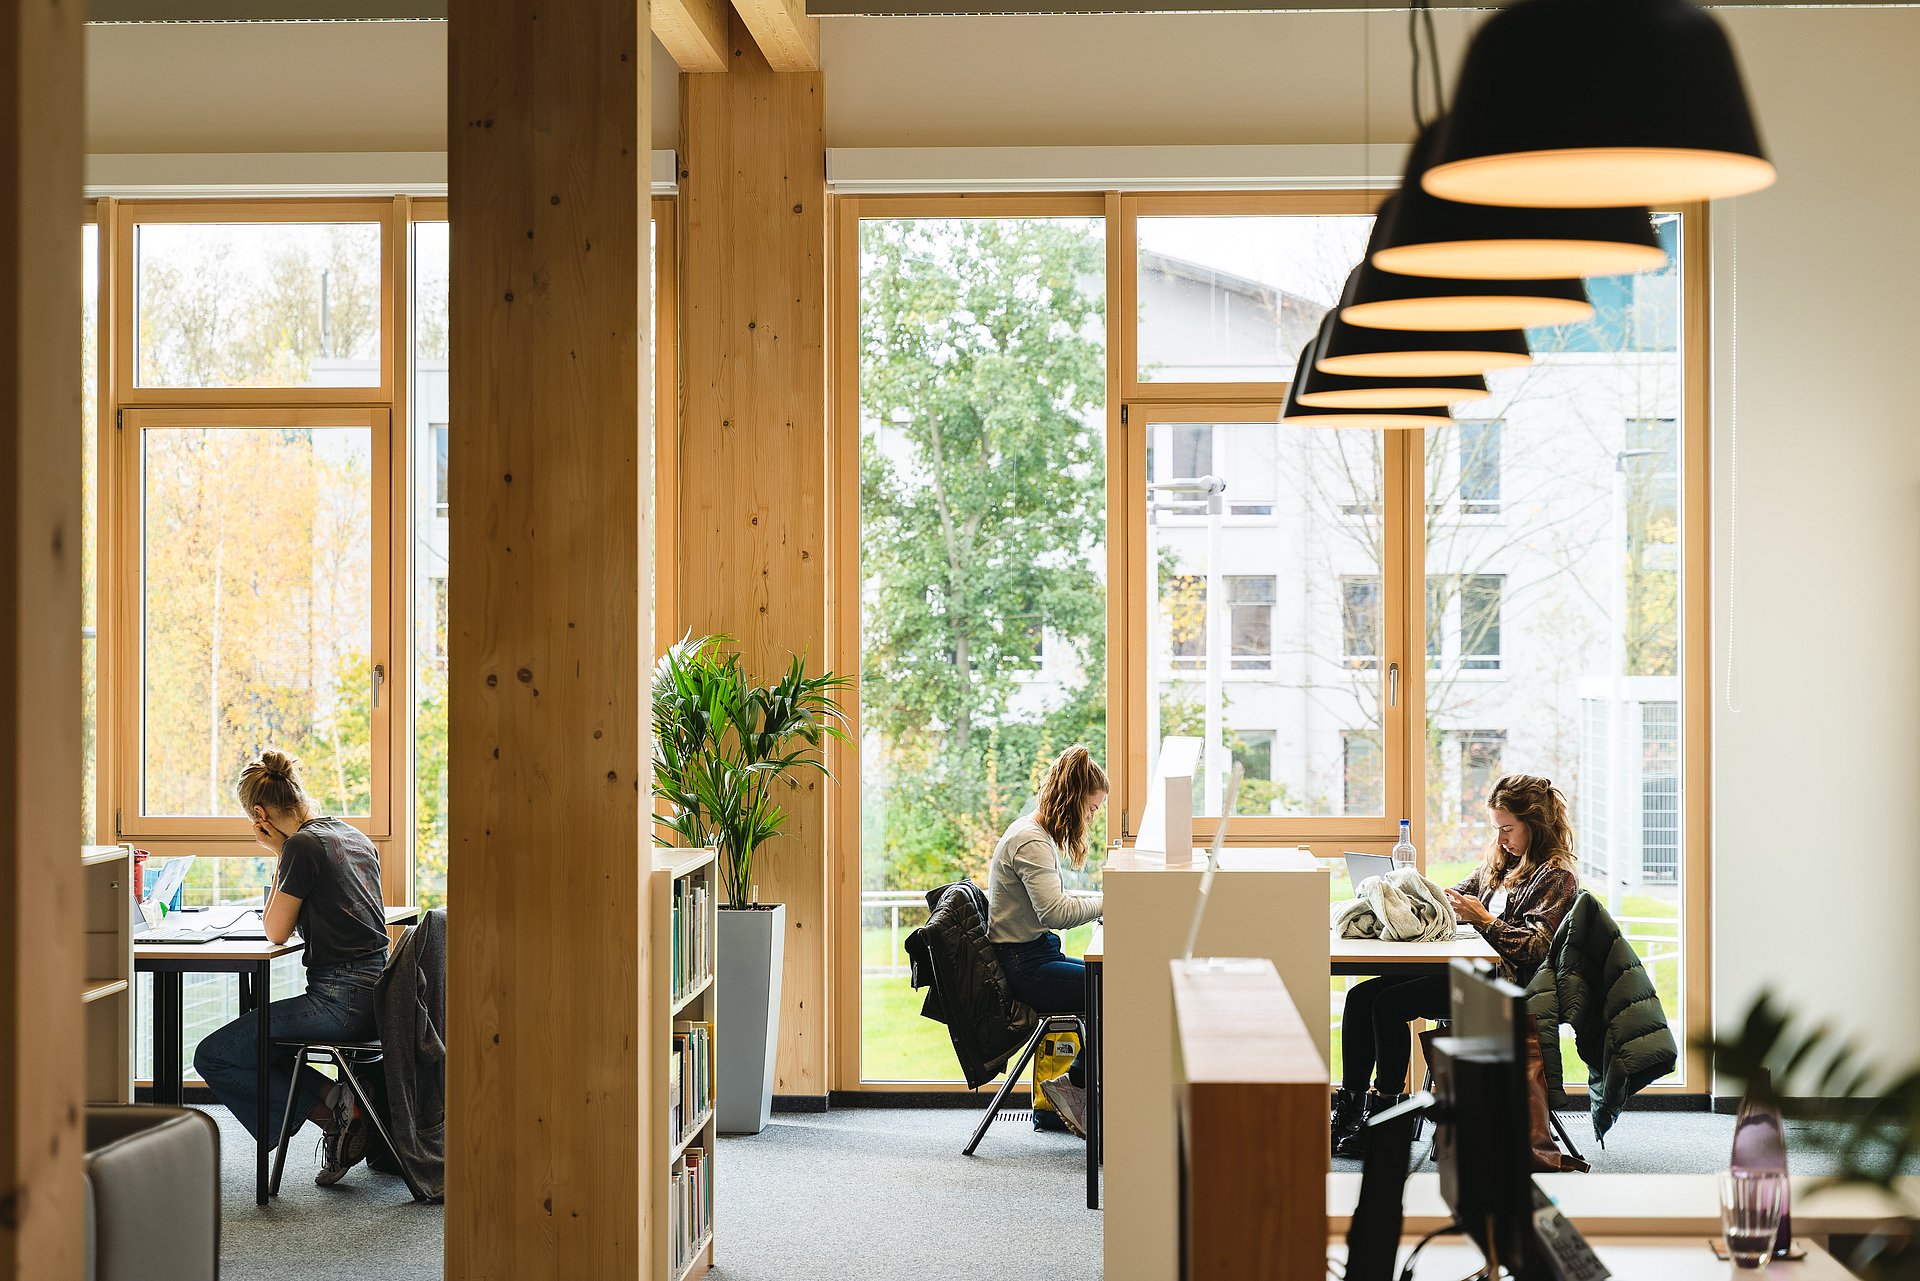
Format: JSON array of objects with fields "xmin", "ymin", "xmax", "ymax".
[{"xmin": 1720, "ymin": 1169, "xmax": 1789, "ymax": 1270}]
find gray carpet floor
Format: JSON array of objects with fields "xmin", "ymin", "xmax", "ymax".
[{"xmin": 207, "ymin": 1104, "xmax": 1876, "ymax": 1280}]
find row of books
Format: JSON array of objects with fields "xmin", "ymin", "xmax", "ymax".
[
  {"xmin": 670, "ymin": 1148, "xmax": 711, "ymax": 1277},
  {"xmin": 670, "ymin": 876, "xmax": 713, "ymax": 1003},
  {"xmin": 669, "ymin": 1020, "xmax": 714, "ymax": 1144}
]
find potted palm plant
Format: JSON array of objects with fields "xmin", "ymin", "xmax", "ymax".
[{"xmin": 652, "ymin": 634, "xmax": 849, "ymax": 1134}]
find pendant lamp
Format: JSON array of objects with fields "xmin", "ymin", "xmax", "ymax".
[
  {"xmin": 1283, "ymin": 341, "xmax": 1454, "ymax": 429},
  {"xmin": 1342, "ymin": 199, "xmax": 1594, "ymax": 332},
  {"xmin": 1293, "ymin": 313, "xmax": 1490, "ymax": 409},
  {"xmin": 1423, "ymin": 0, "xmax": 1774, "ymax": 208},
  {"xmin": 1316, "ymin": 309, "xmax": 1531, "ymax": 378},
  {"xmin": 1373, "ymin": 122, "xmax": 1668, "ymax": 281}
]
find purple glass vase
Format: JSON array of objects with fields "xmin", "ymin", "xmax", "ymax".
[{"xmin": 1730, "ymin": 1069, "xmax": 1792, "ymax": 1257}]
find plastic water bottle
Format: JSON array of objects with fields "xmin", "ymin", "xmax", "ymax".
[{"xmin": 1391, "ymin": 820, "xmax": 1417, "ymax": 871}]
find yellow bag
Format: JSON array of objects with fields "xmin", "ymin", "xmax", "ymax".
[{"xmin": 1031, "ymin": 1030, "xmax": 1081, "ymax": 1130}]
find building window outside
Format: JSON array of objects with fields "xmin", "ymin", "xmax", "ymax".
[
  {"xmin": 1459, "ymin": 730, "xmax": 1506, "ymax": 829},
  {"xmin": 1459, "ymin": 420, "xmax": 1502, "ymax": 515},
  {"xmin": 1171, "ymin": 423, "xmax": 1212, "ymax": 481},
  {"xmin": 432, "ymin": 423, "xmax": 449, "ymax": 516},
  {"xmin": 1227, "ymin": 575, "xmax": 1275, "ymax": 671},
  {"xmin": 1427, "ymin": 576, "xmax": 1446, "ymax": 669},
  {"xmin": 1461, "ymin": 575, "xmax": 1503, "ymax": 670},
  {"xmin": 1343, "ymin": 730, "xmax": 1383, "ymax": 816},
  {"xmin": 1341, "ymin": 576, "xmax": 1380, "ymax": 670}
]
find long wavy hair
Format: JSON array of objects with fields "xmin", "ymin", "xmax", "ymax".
[
  {"xmin": 1480, "ymin": 773, "xmax": 1577, "ymax": 889},
  {"xmin": 1034, "ymin": 745, "xmax": 1108, "ymax": 871}
]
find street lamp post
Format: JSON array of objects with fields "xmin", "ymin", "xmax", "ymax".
[
  {"xmin": 1608, "ymin": 447, "xmax": 1657, "ymax": 915},
  {"xmin": 1149, "ymin": 474, "xmax": 1228, "ymax": 815}
]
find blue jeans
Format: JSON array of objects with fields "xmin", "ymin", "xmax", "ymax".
[
  {"xmin": 996, "ymin": 933, "xmax": 1087, "ymax": 1085},
  {"xmin": 193, "ymin": 956, "xmax": 383, "ymax": 1145}
]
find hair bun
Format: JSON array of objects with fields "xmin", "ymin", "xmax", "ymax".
[{"xmin": 259, "ymin": 750, "xmax": 296, "ymax": 780}]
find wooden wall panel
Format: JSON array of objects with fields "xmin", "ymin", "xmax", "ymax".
[
  {"xmin": 678, "ymin": 19, "xmax": 830, "ymax": 1099},
  {"xmin": 445, "ymin": 0, "xmax": 653, "ymax": 1275},
  {"xmin": 0, "ymin": 0, "xmax": 86, "ymax": 1277}
]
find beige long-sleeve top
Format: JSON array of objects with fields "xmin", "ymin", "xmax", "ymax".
[{"xmin": 986, "ymin": 814, "xmax": 1104, "ymax": 944}]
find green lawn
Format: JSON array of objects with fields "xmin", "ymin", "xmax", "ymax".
[{"xmin": 854, "ymin": 877, "xmax": 1684, "ymax": 1091}]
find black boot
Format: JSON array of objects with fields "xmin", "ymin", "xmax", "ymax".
[
  {"xmin": 1330, "ymin": 1086, "xmax": 1368, "ymax": 1155},
  {"xmin": 1334, "ymin": 1090, "xmax": 1409, "ymax": 1159}
]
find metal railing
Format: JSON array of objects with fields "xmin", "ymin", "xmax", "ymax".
[{"xmin": 862, "ymin": 889, "xmax": 928, "ymax": 976}]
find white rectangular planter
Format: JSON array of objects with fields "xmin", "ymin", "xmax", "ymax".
[{"xmin": 716, "ymin": 904, "xmax": 785, "ymax": 1135}]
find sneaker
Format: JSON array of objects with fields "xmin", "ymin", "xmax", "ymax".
[
  {"xmin": 316, "ymin": 1087, "xmax": 368, "ymax": 1187},
  {"xmin": 1040, "ymin": 1073, "xmax": 1088, "ymax": 1139}
]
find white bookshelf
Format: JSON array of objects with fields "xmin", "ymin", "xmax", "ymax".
[
  {"xmin": 82, "ymin": 844, "xmax": 134, "ymax": 1103},
  {"xmin": 651, "ymin": 847, "xmax": 717, "ymax": 1281}
]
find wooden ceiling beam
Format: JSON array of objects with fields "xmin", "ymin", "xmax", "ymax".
[
  {"xmin": 655, "ymin": 0, "xmax": 730, "ymax": 72},
  {"xmin": 727, "ymin": 0, "xmax": 818, "ymax": 73}
]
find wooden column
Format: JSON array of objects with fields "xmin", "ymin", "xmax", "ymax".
[
  {"xmin": 0, "ymin": 1, "xmax": 85, "ymax": 1278},
  {"xmin": 445, "ymin": 0, "xmax": 652, "ymax": 1275},
  {"xmin": 678, "ymin": 15, "xmax": 830, "ymax": 1100}
]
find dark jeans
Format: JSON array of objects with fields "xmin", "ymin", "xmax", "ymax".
[
  {"xmin": 996, "ymin": 933, "xmax": 1087, "ymax": 1086},
  {"xmin": 1340, "ymin": 974, "xmax": 1449, "ymax": 1095},
  {"xmin": 193, "ymin": 955, "xmax": 383, "ymax": 1144}
]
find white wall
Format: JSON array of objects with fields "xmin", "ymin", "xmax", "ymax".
[
  {"xmin": 84, "ymin": 4, "xmax": 1920, "ymax": 1078},
  {"xmin": 85, "ymin": 21, "xmax": 681, "ymax": 155},
  {"xmin": 1708, "ymin": 9, "xmax": 1920, "ymax": 1077}
]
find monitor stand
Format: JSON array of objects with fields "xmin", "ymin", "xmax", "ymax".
[{"xmin": 1344, "ymin": 1092, "xmax": 1435, "ymax": 1281}]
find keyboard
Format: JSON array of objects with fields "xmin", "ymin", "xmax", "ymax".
[{"xmin": 135, "ymin": 925, "xmax": 229, "ymax": 944}]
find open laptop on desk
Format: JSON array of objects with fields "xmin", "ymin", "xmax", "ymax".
[{"xmin": 134, "ymin": 905, "xmax": 252, "ymax": 945}]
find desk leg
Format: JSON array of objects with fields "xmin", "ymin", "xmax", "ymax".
[
  {"xmin": 1085, "ymin": 960, "xmax": 1101, "ymax": 1211},
  {"xmin": 152, "ymin": 971, "xmax": 184, "ymax": 1106},
  {"xmin": 255, "ymin": 959, "xmax": 271, "ymax": 1207}
]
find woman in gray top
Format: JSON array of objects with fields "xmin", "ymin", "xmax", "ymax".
[
  {"xmin": 986, "ymin": 745, "xmax": 1107, "ymax": 1133},
  {"xmin": 193, "ymin": 751, "xmax": 389, "ymax": 1188}
]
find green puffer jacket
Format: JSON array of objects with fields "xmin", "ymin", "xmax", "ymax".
[{"xmin": 1523, "ymin": 891, "xmax": 1677, "ymax": 1142}]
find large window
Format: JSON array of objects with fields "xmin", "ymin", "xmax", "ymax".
[
  {"xmin": 411, "ymin": 219, "xmax": 451, "ymax": 908},
  {"xmin": 834, "ymin": 195, "xmax": 1703, "ymax": 1091},
  {"xmin": 83, "ymin": 221, "xmax": 99, "ymax": 840},
  {"xmin": 132, "ymin": 410, "xmax": 383, "ymax": 822},
  {"xmin": 852, "ymin": 210, "xmax": 1108, "ymax": 1082}
]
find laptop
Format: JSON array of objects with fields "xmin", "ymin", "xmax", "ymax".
[
  {"xmin": 1343, "ymin": 851, "xmax": 1397, "ymax": 889},
  {"xmin": 134, "ymin": 905, "xmax": 249, "ymax": 945}
]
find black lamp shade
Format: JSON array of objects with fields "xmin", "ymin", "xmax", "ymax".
[
  {"xmin": 1424, "ymin": 0, "xmax": 1775, "ymax": 208},
  {"xmin": 1316, "ymin": 309, "xmax": 1531, "ymax": 379},
  {"xmin": 1294, "ymin": 313, "xmax": 1490, "ymax": 408},
  {"xmin": 1374, "ymin": 122, "xmax": 1668, "ymax": 280},
  {"xmin": 1344, "ymin": 197, "xmax": 1593, "ymax": 331},
  {"xmin": 1283, "ymin": 331, "xmax": 1457, "ymax": 429}
]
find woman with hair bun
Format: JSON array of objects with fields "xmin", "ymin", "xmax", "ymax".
[
  {"xmin": 193, "ymin": 749, "xmax": 389, "ymax": 1187},
  {"xmin": 986, "ymin": 744, "xmax": 1108, "ymax": 1136},
  {"xmin": 1330, "ymin": 773, "xmax": 1580, "ymax": 1157}
]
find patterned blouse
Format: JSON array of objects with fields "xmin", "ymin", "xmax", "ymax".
[{"xmin": 1451, "ymin": 862, "xmax": 1580, "ymax": 985}]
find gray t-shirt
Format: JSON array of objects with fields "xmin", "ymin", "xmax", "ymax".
[
  {"xmin": 276, "ymin": 817, "xmax": 388, "ymax": 969},
  {"xmin": 986, "ymin": 814, "xmax": 1104, "ymax": 944}
]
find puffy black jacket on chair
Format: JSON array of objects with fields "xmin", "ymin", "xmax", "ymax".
[
  {"xmin": 1524, "ymin": 891, "xmax": 1678, "ymax": 1142},
  {"xmin": 905, "ymin": 881, "xmax": 1039, "ymax": 1090}
]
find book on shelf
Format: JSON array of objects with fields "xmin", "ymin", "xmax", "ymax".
[
  {"xmin": 671, "ymin": 1147, "xmax": 713, "ymax": 1272},
  {"xmin": 670, "ymin": 1020, "xmax": 713, "ymax": 1142},
  {"xmin": 669, "ymin": 875, "xmax": 712, "ymax": 1003}
]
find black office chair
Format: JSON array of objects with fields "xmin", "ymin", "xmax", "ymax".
[{"xmin": 268, "ymin": 1039, "xmax": 427, "ymax": 1201}]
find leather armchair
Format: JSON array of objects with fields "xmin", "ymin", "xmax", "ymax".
[{"xmin": 84, "ymin": 1106, "xmax": 220, "ymax": 1281}]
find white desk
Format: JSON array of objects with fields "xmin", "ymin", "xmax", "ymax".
[
  {"xmin": 1330, "ymin": 1236, "xmax": 1856, "ymax": 1280},
  {"xmin": 1329, "ymin": 1172, "xmax": 1920, "ymax": 1244},
  {"xmin": 1101, "ymin": 846, "xmax": 1328, "ymax": 1281}
]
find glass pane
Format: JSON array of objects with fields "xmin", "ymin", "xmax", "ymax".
[
  {"xmin": 1146, "ymin": 420, "xmax": 1384, "ymax": 818},
  {"xmin": 141, "ymin": 424, "xmax": 374, "ymax": 817},
  {"xmin": 134, "ymin": 222, "xmax": 383, "ymax": 389},
  {"xmin": 412, "ymin": 222, "xmax": 451, "ymax": 910},
  {"xmin": 82, "ymin": 224, "xmax": 98, "ymax": 840},
  {"xmin": 1424, "ymin": 212, "xmax": 1687, "ymax": 1083},
  {"xmin": 1136, "ymin": 214, "xmax": 1370, "ymax": 384},
  {"xmin": 858, "ymin": 216, "xmax": 1108, "ymax": 1081}
]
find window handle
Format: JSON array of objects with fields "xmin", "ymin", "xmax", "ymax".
[
  {"xmin": 1388, "ymin": 661, "xmax": 1400, "ymax": 708},
  {"xmin": 373, "ymin": 662, "xmax": 387, "ymax": 710}
]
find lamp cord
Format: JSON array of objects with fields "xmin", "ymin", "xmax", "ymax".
[
  {"xmin": 1398, "ymin": 1220, "xmax": 1466, "ymax": 1281},
  {"xmin": 1408, "ymin": 0, "xmax": 1446, "ymax": 130},
  {"xmin": 1724, "ymin": 203, "xmax": 1744, "ymax": 716}
]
